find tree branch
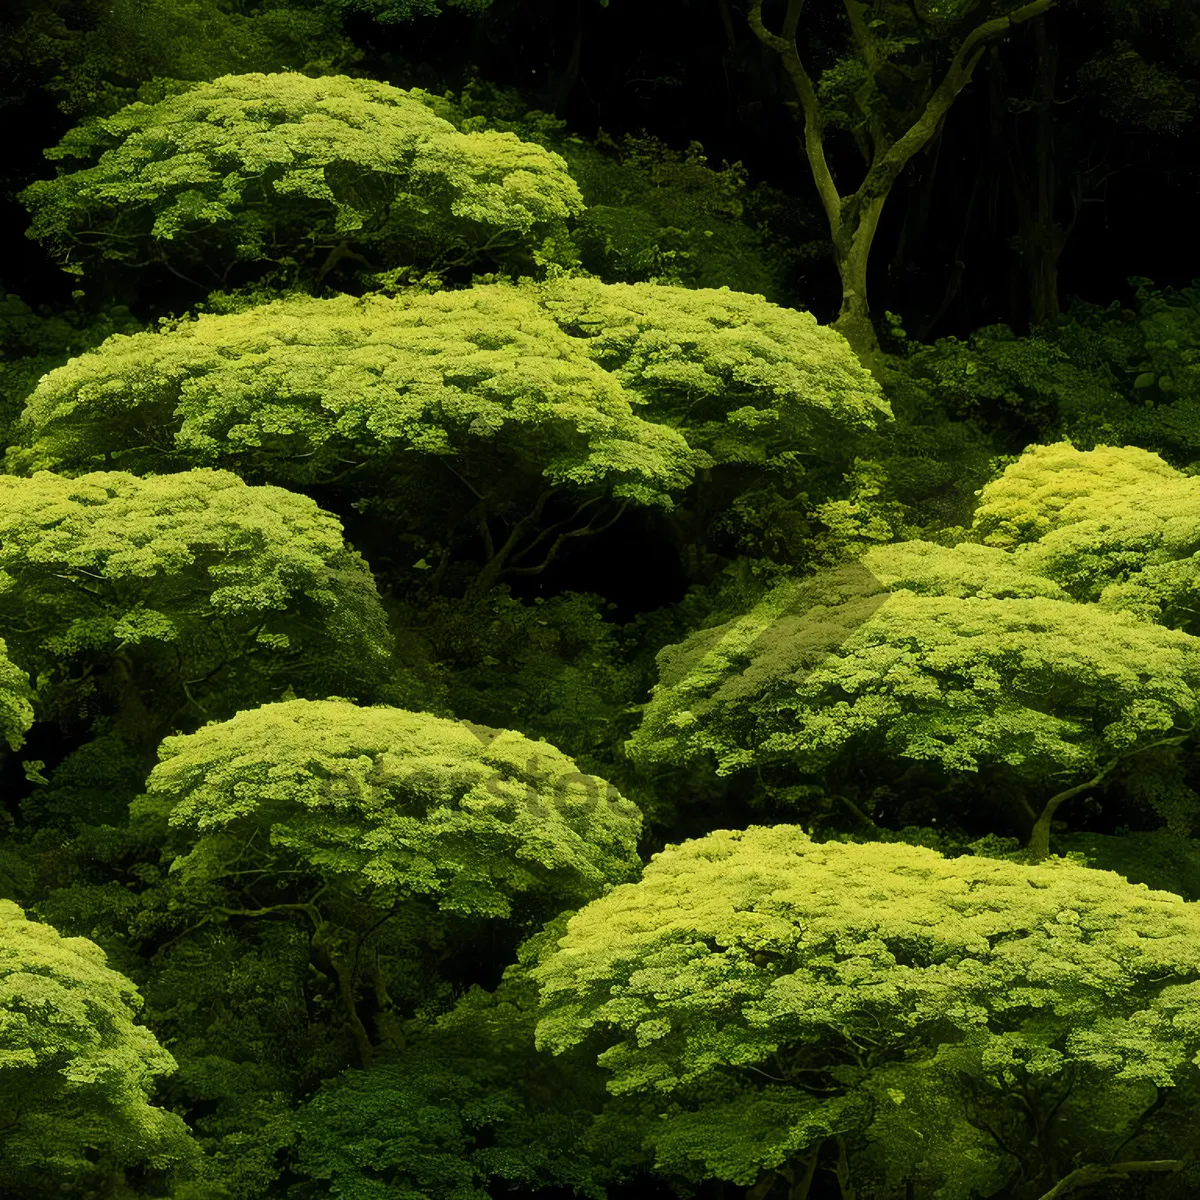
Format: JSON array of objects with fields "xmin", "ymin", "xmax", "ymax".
[
  {"xmin": 875, "ymin": 0, "xmax": 1056, "ymax": 189},
  {"xmin": 747, "ymin": 0, "xmax": 843, "ymax": 231},
  {"xmin": 503, "ymin": 499, "xmax": 630, "ymax": 578}
]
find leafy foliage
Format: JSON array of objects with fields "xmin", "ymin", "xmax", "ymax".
[
  {"xmin": 19, "ymin": 72, "xmax": 584, "ymax": 290},
  {"xmin": 294, "ymin": 919, "xmax": 612, "ymax": 1200},
  {"xmin": 972, "ymin": 442, "xmax": 1200, "ymax": 634},
  {"xmin": 628, "ymin": 455, "xmax": 1200, "ymax": 849},
  {"xmin": 135, "ymin": 697, "xmax": 643, "ymax": 918},
  {"xmin": 0, "ymin": 469, "xmax": 393, "ymax": 740},
  {"xmin": 0, "ymin": 898, "xmax": 197, "ymax": 1195},
  {"xmin": 8, "ymin": 284, "xmax": 695, "ymax": 500},
  {"xmin": 1077, "ymin": 39, "xmax": 1197, "ymax": 136},
  {"xmin": 537, "ymin": 277, "xmax": 890, "ymax": 466},
  {"xmin": 630, "ymin": 547, "xmax": 1200, "ymax": 777},
  {"xmin": 534, "ymin": 824, "xmax": 1200, "ymax": 1197},
  {"xmin": 9, "ymin": 277, "xmax": 889, "ymax": 589},
  {"xmin": 396, "ymin": 587, "xmax": 647, "ymax": 780},
  {"xmin": 889, "ymin": 322, "xmax": 1121, "ymax": 450},
  {"xmin": 0, "ymin": 638, "xmax": 34, "ymax": 755},
  {"xmin": 883, "ymin": 281, "xmax": 1200, "ymax": 471},
  {"xmin": 332, "ymin": 0, "xmax": 491, "ymax": 21}
]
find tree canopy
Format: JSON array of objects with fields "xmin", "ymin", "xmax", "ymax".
[
  {"xmin": 0, "ymin": 898, "xmax": 197, "ymax": 1195},
  {"xmin": 627, "ymin": 452, "xmax": 1200, "ymax": 857},
  {"xmin": 534, "ymin": 823, "xmax": 1200, "ymax": 1199},
  {"xmin": 0, "ymin": 469, "xmax": 393, "ymax": 738},
  {"xmin": 136, "ymin": 697, "xmax": 642, "ymax": 918},
  {"xmin": 19, "ymin": 72, "xmax": 584, "ymax": 291},
  {"xmin": 126, "ymin": 697, "xmax": 642, "ymax": 1068},
  {"xmin": 7, "ymin": 277, "xmax": 888, "ymax": 590}
]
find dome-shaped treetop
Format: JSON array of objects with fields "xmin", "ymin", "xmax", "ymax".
[
  {"xmin": 20, "ymin": 71, "xmax": 584, "ymax": 285},
  {"xmin": 533, "ymin": 824, "xmax": 1200, "ymax": 1195},
  {"xmin": 0, "ymin": 899, "xmax": 196, "ymax": 1187},
  {"xmin": 12, "ymin": 278, "xmax": 886, "ymax": 484},
  {"xmin": 972, "ymin": 442, "xmax": 1200, "ymax": 631},
  {"xmin": 135, "ymin": 697, "xmax": 644, "ymax": 916},
  {"xmin": 625, "ymin": 448, "xmax": 1200, "ymax": 860},
  {"xmin": 9, "ymin": 283, "xmax": 698, "ymax": 503},
  {"xmin": 0, "ymin": 469, "xmax": 393, "ymax": 727}
]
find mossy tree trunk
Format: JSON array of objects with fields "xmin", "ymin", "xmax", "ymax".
[{"xmin": 747, "ymin": 0, "xmax": 1056, "ymax": 360}]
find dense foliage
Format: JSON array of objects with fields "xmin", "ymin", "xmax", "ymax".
[
  {"xmin": 0, "ymin": 899, "xmax": 197, "ymax": 1196},
  {"xmin": 20, "ymin": 72, "xmax": 583, "ymax": 293},
  {"xmin": 7, "ymin": 4, "xmax": 1200, "ymax": 1199},
  {"xmin": 536, "ymin": 825, "xmax": 1200, "ymax": 1199}
]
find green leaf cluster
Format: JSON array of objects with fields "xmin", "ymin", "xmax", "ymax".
[
  {"xmin": 534, "ymin": 824, "xmax": 1200, "ymax": 1195},
  {"xmin": 8, "ymin": 276, "xmax": 889, "ymax": 590},
  {"xmin": 628, "ymin": 445, "xmax": 1200, "ymax": 849},
  {"xmin": 0, "ymin": 898, "xmax": 198, "ymax": 1195},
  {"xmin": 20, "ymin": 72, "xmax": 584, "ymax": 288},
  {"xmin": 0, "ymin": 469, "xmax": 393, "ymax": 736},
  {"xmin": 136, "ymin": 697, "xmax": 643, "ymax": 917}
]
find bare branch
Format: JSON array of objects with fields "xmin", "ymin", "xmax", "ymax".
[
  {"xmin": 747, "ymin": 0, "xmax": 843, "ymax": 229},
  {"xmin": 876, "ymin": 0, "xmax": 1056, "ymax": 188}
]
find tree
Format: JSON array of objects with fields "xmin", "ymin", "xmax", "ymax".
[
  {"xmin": 8, "ymin": 278, "xmax": 888, "ymax": 592},
  {"xmin": 627, "ymin": 468, "xmax": 1200, "ymax": 859},
  {"xmin": 534, "ymin": 824, "xmax": 1200, "ymax": 1200},
  {"xmin": 743, "ymin": 0, "xmax": 1057, "ymax": 355},
  {"xmin": 18, "ymin": 72, "xmax": 585, "ymax": 297},
  {"xmin": 0, "ymin": 468, "xmax": 393, "ymax": 751},
  {"xmin": 0, "ymin": 898, "xmax": 198, "ymax": 1197},
  {"xmin": 128, "ymin": 697, "xmax": 643, "ymax": 1068}
]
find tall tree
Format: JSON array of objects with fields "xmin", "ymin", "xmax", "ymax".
[
  {"xmin": 627, "ymin": 447, "xmax": 1200, "ymax": 859},
  {"xmin": 129, "ymin": 697, "xmax": 643, "ymax": 1068},
  {"xmin": 0, "ymin": 468, "xmax": 393, "ymax": 751},
  {"xmin": 744, "ymin": 0, "xmax": 1056, "ymax": 355}
]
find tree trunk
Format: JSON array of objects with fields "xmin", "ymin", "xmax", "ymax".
[
  {"xmin": 1003, "ymin": 15, "xmax": 1065, "ymax": 328},
  {"xmin": 1026, "ymin": 760, "xmax": 1118, "ymax": 860},
  {"xmin": 832, "ymin": 1135, "xmax": 856, "ymax": 1200},
  {"xmin": 832, "ymin": 196, "xmax": 887, "ymax": 358},
  {"xmin": 318, "ymin": 927, "xmax": 375, "ymax": 1070},
  {"xmin": 788, "ymin": 1148, "xmax": 820, "ymax": 1199},
  {"xmin": 1026, "ymin": 15, "xmax": 1064, "ymax": 325}
]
